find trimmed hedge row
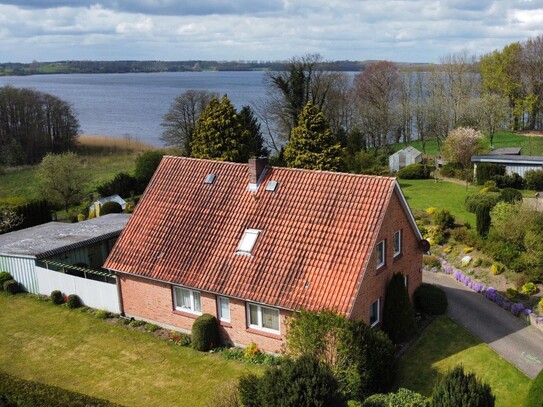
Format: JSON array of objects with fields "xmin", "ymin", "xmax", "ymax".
[{"xmin": 0, "ymin": 371, "xmax": 122, "ymax": 407}]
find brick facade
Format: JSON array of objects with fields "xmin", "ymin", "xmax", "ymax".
[
  {"xmin": 349, "ymin": 191, "xmax": 422, "ymax": 323},
  {"xmin": 119, "ymin": 274, "xmax": 289, "ymax": 353}
]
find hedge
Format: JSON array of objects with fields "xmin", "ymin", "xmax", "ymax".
[
  {"xmin": 191, "ymin": 313, "xmax": 219, "ymax": 351},
  {"xmin": 0, "ymin": 272, "xmax": 13, "ymax": 291},
  {"xmin": 0, "ymin": 371, "xmax": 121, "ymax": 407},
  {"xmin": 397, "ymin": 164, "xmax": 431, "ymax": 179}
]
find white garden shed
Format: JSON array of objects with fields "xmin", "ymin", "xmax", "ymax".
[{"xmin": 389, "ymin": 146, "xmax": 423, "ymax": 172}]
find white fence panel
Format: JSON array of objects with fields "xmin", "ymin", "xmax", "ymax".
[{"xmin": 36, "ymin": 266, "xmax": 120, "ymax": 313}]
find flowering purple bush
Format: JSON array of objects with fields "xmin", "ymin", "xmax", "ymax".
[
  {"xmin": 511, "ymin": 302, "xmax": 525, "ymax": 316},
  {"xmin": 471, "ymin": 282, "xmax": 484, "ymax": 293},
  {"xmin": 523, "ymin": 308, "xmax": 532, "ymax": 316},
  {"xmin": 444, "ymin": 265, "xmax": 453, "ymax": 275}
]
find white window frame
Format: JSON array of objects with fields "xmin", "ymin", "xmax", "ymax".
[
  {"xmin": 376, "ymin": 240, "xmax": 386, "ymax": 269},
  {"xmin": 173, "ymin": 286, "xmax": 202, "ymax": 315},
  {"xmin": 247, "ymin": 303, "xmax": 280, "ymax": 334},
  {"xmin": 236, "ymin": 228, "xmax": 261, "ymax": 255},
  {"xmin": 393, "ymin": 230, "xmax": 402, "ymax": 257},
  {"xmin": 370, "ymin": 298, "xmax": 380, "ymax": 327},
  {"xmin": 218, "ymin": 296, "xmax": 230, "ymax": 322}
]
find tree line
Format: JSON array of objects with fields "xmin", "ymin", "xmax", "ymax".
[
  {"xmin": 0, "ymin": 86, "xmax": 79, "ymax": 165},
  {"xmin": 162, "ymin": 36, "xmax": 542, "ymax": 171}
]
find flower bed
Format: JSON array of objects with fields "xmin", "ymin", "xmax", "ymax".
[{"xmin": 425, "ymin": 259, "xmax": 541, "ymax": 330}]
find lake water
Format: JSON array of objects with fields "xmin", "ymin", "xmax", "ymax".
[{"xmin": 0, "ymin": 71, "xmax": 270, "ymax": 146}]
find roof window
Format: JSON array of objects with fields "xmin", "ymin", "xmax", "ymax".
[
  {"xmin": 265, "ymin": 180, "xmax": 278, "ymax": 191},
  {"xmin": 236, "ymin": 228, "xmax": 261, "ymax": 254},
  {"xmin": 204, "ymin": 174, "xmax": 216, "ymax": 184}
]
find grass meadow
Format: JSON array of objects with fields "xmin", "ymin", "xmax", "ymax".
[
  {"xmin": 0, "ymin": 292, "xmax": 262, "ymax": 407},
  {"xmin": 397, "ymin": 316, "xmax": 531, "ymax": 407}
]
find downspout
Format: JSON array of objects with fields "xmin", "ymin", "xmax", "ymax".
[{"xmin": 115, "ymin": 272, "xmax": 125, "ymax": 316}]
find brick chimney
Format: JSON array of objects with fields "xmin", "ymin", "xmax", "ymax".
[{"xmin": 248, "ymin": 157, "xmax": 268, "ymax": 189}]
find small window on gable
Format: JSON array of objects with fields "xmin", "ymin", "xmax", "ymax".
[
  {"xmin": 393, "ymin": 230, "xmax": 402, "ymax": 257},
  {"xmin": 204, "ymin": 173, "xmax": 216, "ymax": 184},
  {"xmin": 376, "ymin": 240, "xmax": 386, "ymax": 269},
  {"xmin": 237, "ymin": 229, "xmax": 261, "ymax": 254}
]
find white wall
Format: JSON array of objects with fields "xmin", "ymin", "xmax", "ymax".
[
  {"xmin": 0, "ymin": 255, "xmax": 38, "ymax": 293},
  {"xmin": 36, "ymin": 266, "xmax": 120, "ymax": 313}
]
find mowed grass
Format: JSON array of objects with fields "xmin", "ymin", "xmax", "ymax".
[
  {"xmin": 394, "ymin": 131, "xmax": 543, "ymax": 156},
  {"xmin": 0, "ymin": 135, "xmax": 155, "ymax": 202},
  {"xmin": 0, "ymin": 293, "xmax": 262, "ymax": 406},
  {"xmin": 397, "ymin": 316, "xmax": 531, "ymax": 407},
  {"xmin": 398, "ymin": 178, "xmax": 477, "ymax": 226}
]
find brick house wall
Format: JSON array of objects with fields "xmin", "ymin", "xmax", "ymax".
[
  {"xmin": 119, "ymin": 274, "xmax": 288, "ymax": 353},
  {"xmin": 349, "ymin": 191, "xmax": 422, "ymax": 323}
]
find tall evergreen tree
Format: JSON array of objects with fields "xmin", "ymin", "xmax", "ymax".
[
  {"xmin": 238, "ymin": 105, "xmax": 269, "ymax": 157},
  {"xmin": 381, "ymin": 272, "xmax": 417, "ymax": 344},
  {"xmin": 283, "ymin": 102, "xmax": 344, "ymax": 171},
  {"xmin": 190, "ymin": 96, "xmax": 253, "ymax": 163}
]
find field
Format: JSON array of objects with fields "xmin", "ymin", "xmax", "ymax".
[
  {"xmin": 0, "ymin": 292, "xmax": 262, "ymax": 407},
  {"xmin": 397, "ymin": 316, "xmax": 531, "ymax": 407},
  {"xmin": 0, "ymin": 135, "xmax": 154, "ymax": 204}
]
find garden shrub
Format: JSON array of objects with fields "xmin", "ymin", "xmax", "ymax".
[
  {"xmin": 66, "ymin": 294, "xmax": 81, "ymax": 308},
  {"xmin": 129, "ymin": 319, "xmax": 145, "ymax": 328},
  {"xmin": 423, "ymin": 255, "xmax": 441, "ymax": 268},
  {"xmin": 443, "ymin": 247, "xmax": 453, "ymax": 254},
  {"xmin": 475, "ymin": 202, "xmax": 492, "ymax": 237},
  {"xmin": 524, "ymin": 169, "xmax": 543, "ymax": 191},
  {"xmin": 505, "ymin": 288, "xmax": 518, "ymax": 300},
  {"xmin": 539, "ymin": 298, "xmax": 543, "ymax": 314},
  {"xmin": 413, "ymin": 283, "xmax": 448, "ymax": 315},
  {"xmin": 135, "ymin": 150, "xmax": 164, "ymax": 189},
  {"xmin": 0, "ymin": 371, "xmax": 121, "ymax": 407},
  {"xmin": 450, "ymin": 227, "xmax": 481, "ymax": 248},
  {"xmin": 362, "ymin": 388, "xmax": 428, "ymax": 407},
  {"xmin": 473, "ymin": 258, "xmax": 483, "ymax": 267},
  {"xmin": 397, "ymin": 164, "xmax": 431, "ymax": 179},
  {"xmin": 465, "ymin": 192, "xmax": 500, "ymax": 214},
  {"xmin": 50, "ymin": 290, "xmax": 64, "ymax": 305},
  {"xmin": 191, "ymin": 313, "xmax": 219, "ymax": 351},
  {"xmin": 95, "ymin": 310, "xmax": 109, "ymax": 319},
  {"xmin": 463, "ymin": 247, "xmax": 474, "ymax": 254},
  {"xmin": 476, "ymin": 163, "xmax": 505, "ymax": 185},
  {"xmin": 145, "ymin": 323, "xmax": 159, "ymax": 332},
  {"xmin": 96, "ymin": 171, "xmax": 138, "ymax": 198},
  {"xmin": 426, "ymin": 225, "xmax": 446, "ymax": 245},
  {"xmin": 426, "ymin": 207, "xmax": 437, "ymax": 215},
  {"xmin": 430, "ymin": 365, "xmax": 495, "ymax": 407},
  {"xmin": 3, "ymin": 279, "xmax": 19, "ymax": 294},
  {"xmin": 525, "ymin": 368, "xmax": 543, "ymax": 407},
  {"xmin": 491, "ymin": 263, "xmax": 505, "ymax": 275},
  {"xmin": 499, "ymin": 188, "xmax": 522, "ymax": 204},
  {"xmin": 520, "ymin": 282, "xmax": 538, "ymax": 295},
  {"xmin": 382, "ymin": 273, "xmax": 416, "ymax": 344},
  {"xmin": 491, "ymin": 173, "xmax": 524, "ymax": 189},
  {"xmin": 441, "ymin": 162, "xmax": 463, "ymax": 178},
  {"xmin": 238, "ymin": 355, "xmax": 346, "ymax": 407},
  {"xmin": 0, "ymin": 271, "xmax": 13, "ymax": 291},
  {"xmin": 100, "ymin": 201, "xmax": 123, "ymax": 215},
  {"xmin": 433, "ymin": 209, "xmax": 455, "ymax": 229}
]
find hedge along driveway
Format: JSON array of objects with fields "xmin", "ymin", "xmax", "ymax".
[{"xmin": 0, "ymin": 293, "xmax": 262, "ymax": 406}]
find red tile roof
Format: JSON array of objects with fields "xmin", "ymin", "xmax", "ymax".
[{"xmin": 104, "ymin": 157, "xmax": 404, "ymax": 315}]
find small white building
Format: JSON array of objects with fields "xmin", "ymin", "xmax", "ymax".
[
  {"xmin": 471, "ymin": 155, "xmax": 543, "ymax": 178},
  {"xmin": 89, "ymin": 194, "xmax": 127, "ymax": 216},
  {"xmin": 389, "ymin": 146, "xmax": 423, "ymax": 172}
]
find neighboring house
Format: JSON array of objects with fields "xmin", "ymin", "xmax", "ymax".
[
  {"xmin": 471, "ymin": 155, "xmax": 543, "ymax": 178},
  {"xmin": 389, "ymin": 146, "xmax": 423, "ymax": 172},
  {"xmin": 0, "ymin": 214, "xmax": 130, "ymax": 312},
  {"xmin": 104, "ymin": 157, "xmax": 424, "ymax": 352},
  {"xmin": 89, "ymin": 194, "xmax": 127, "ymax": 216}
]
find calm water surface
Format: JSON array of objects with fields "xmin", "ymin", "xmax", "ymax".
[{"xmin": 0, "ymin": 71, "xmax": 269, "ymax": 146}]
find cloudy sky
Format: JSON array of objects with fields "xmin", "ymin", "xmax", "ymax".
[{"xmin": 1, "ymin": 0, "xmax": 542, "ymax": 63}]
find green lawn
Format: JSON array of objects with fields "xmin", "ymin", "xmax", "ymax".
[
  {"xmin": 0, "ymin": 293, "xmax": 261, "ymax": 406},
  {"xmin": 398, "ymin": 178, "xmax": 477, "ymax": 226},
  {"xmin": 397, "ymin": 316, "xmax": 531, "ymax": 407},
  {"xmin": 394, "ymin": 131, "xmax": 543, "ymax": 157}
]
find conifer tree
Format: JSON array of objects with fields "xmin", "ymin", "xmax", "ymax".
[
  {"xmin": 431, "ymin": 365, "xmax": 495, "ymax": 407},
  {"xmin": 190, "ymin": 96, "xmax": 253, "ymax": 162},
  {"xmin": 284, "ymin": 102, "xmax": 344, "ymax": 171},
  {"xmin": 238, "ymin": 105, "xmax": 269, "ymax": 157},
  {"xmin": 382, "ymin": 272, "xmax": 416, "ymax": 344}
]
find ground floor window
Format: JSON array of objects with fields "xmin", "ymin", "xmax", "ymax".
[
  {"xmin": 370, "ymin": 298, "xmax": 380, "ymax": 327},
  {"xmin": 173, "ymin": 286, "xmax": 201, "ymax": 314},
  {"xmin": 247, "ymin": 303, "xmax": 280, "ymax": 333},
  {"xmin": 218, "ymin": 296, "xmax": 230, "ymax": 322}
]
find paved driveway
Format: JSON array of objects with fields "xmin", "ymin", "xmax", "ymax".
[{"xmin": 424, "ymin": 271, "xmax": 543, "ymax": 379}]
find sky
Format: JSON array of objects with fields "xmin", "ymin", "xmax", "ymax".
[{"xmin": 0, "ymin": 0, "xmax": 542, "ymax": 64}]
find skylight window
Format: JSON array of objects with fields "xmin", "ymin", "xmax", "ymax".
[
  {"xmin": 237, "ymin": 228, "xmax": 261, "ymax": 254},
  {"xmin": 204, "ymin": 174, "xmax": 216, "ymax": 184},
  {"xmin": 265, "ymin": 180, "xmax": 278, "ymax": 191}
]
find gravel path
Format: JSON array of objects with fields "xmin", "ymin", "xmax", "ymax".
[{"xmin": 424, "ymin": 271, "xmax": 543, "ymax": 379}]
